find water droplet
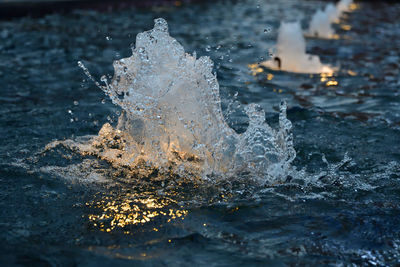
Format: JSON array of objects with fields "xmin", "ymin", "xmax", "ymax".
[
  {"xmin": 101, "ymin": 99, "xmax": 106, "ymax": 104},
  {"xmin": 205, "ymin": 46, "xmax": 211, "ymax": 52},
  {"xmin": 106, "ymin": 36, "xmax": 111, "ymax": 41},
  {"xmin": 73, "ymin": 100, "xmax": 79, "ymax": 106}
]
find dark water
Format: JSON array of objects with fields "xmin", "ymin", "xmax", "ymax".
[{"xmin": 1, "ymin": 0, "xmax": 400, "ymax": 265}]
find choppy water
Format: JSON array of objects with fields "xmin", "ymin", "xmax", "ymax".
[{"xmin": 1, "ymin": 0, "xmax": 400, "ymax": 265}]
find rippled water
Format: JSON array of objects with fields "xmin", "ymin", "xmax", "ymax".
[{"xmin": 1, "ymin": 0, "xmax": 400, "ymax": 265}]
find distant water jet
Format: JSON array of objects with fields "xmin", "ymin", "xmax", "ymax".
[
  {"xmin": 307, "ymin": 4, "xmax": 337, "ymax": 39},
  {"xmin": 307, "ymin": 0, "xmax": 354, "ymax": 39},
  {"xmin": 260, "ymin": 21, "xmax": 333, "ymax": 74}
]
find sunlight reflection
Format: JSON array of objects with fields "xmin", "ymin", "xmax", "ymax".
[{"xmin": 86, "ymin": 192, "xmax": 188, "ymax": 233}]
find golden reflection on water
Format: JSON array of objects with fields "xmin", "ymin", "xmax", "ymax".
[
  {"xmin": 341, "ymin": 24, "xmax": 352, "ymax": 31},
  {"xmin": 347, "ymin": 70, "xmax": 357, "ymax": 76},
  {"xmin": 248, "ymin": 63, "xmax": 264, "ymax": 76},
  {"xmin": 320, "ymin": 72, "xmax": 338, "ymax": 87},
  {"xmin": 320, "ymin": 72, "xmax": 333, "ymax": 82},
  {"xmin": 86, "ymin": 191, "xmax": 188, "ymax": 234},
  {"xmin": 248, "ymin": 63, "xmax": 275, "ymax": 82},
  {"xmin": 326, "ymin": 80, "xmax": 338, "ymax": 87},
  {"xmin": 349, "ymin": 3, "xmax": 360, "ymax": 11}
]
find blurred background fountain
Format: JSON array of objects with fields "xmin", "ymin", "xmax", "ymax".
[
  {"xmin": 307, "ymin": 0, "xmax": 354, "ymax": 39},
  {"xmin": 260, "ymin": 21, "xmax": 333, "ymax": 73}
]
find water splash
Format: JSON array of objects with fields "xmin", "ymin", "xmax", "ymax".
[
  {"xmin": 260, "ymin": 21, "xmax": 333, "ymax": 74},
  {"xmin": 56, "ymin": 18, "xmax": 296, "ymax": 184}
]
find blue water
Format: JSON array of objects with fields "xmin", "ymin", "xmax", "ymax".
[{"xmin": 1, "ymin": 0, "xmax": 400, "ymax": 265}]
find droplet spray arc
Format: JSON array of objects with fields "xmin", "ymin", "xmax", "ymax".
[{"xmin": 78, "ymin": 18, "xmax": 296, "ymax": 184}]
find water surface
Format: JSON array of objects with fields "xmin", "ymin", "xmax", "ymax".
[{"xmin": 1, "ymin": 0, "xmax": 400, "ymax": 265}]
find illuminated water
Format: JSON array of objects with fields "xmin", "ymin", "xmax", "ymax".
[{"xmin": 1, "ymin": 0, "xmax": 400, "ymax": 265}]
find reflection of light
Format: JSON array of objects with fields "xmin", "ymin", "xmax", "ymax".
[
  {"xmin": 349, "ymin": 3, "xmax": 359, "ymax": 11},
  {"xmin": 347, "ymin": 70, "xmax": 357, "ymax": 76},
  {"xmin": 341, "ymin": 25, "xmax": 352, "ymax": 31},
  {"xmin": 248, "ymin": 63, "xmax": 264, "ymax": 76},
  {"xmin": 87, "ymin": 193, "xmax": 188, "ymax": 233},
  {"xmin": 248, "ymin": 62, "xmax": 273, "ymax": 80},
  {"xmin": 326, "ymin": 80, "xmax": 338, "ymax": 86},
  {"xmin": 320, "ymin": 72, "xmax": 338, "ymax": 86},
  {"xmin": 320, "ymin": 72, "xmax": 333, "ymax": 82}
]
